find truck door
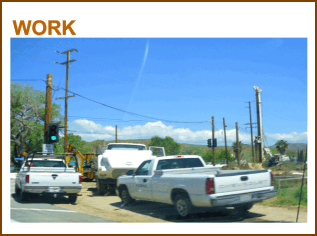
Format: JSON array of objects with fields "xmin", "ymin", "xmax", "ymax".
[{"xmin": 132, "ymin": 160, "xmax": 153, "ymax": 201}]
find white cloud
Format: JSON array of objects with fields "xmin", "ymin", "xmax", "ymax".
[
  {"xmin": 266, "ymin": 132, "xmax": 308, "ymax": 143},
  {"xmin": 70, "ymin": 119, "xmax": 307, "ymax": 146}
]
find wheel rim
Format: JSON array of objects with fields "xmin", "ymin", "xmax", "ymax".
[{"xmin": 176, "ymin": 199, "xmax": 188, "ymax": 217}]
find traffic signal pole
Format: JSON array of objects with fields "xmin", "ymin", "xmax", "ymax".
[
  {"xmin": 212, "ymin": 116, "xmax": 215, "ymax": 166},
  {"xmin": 223, "ymin": 118, "xmax": 228, "ymax": 164},
  {"xmin": 44, "ymin": 74, "xmax": 52, "ymax": 144},
  {"xmin": 236, "ymin": 122, "xmax": 240, "ymax": 165}
]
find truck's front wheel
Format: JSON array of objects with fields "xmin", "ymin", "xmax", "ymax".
[
  {"xmin": 120, "ymin": 187, "xmax": 134, "ymax": 205},
  {"xmin": 97, "ymin": 179, "xmax": 105, "ymax": 195},
  {"xmin": 174, "ymin": 194, "xmax": 192, "ymax": 219}
]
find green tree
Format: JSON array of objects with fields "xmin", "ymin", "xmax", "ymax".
[
  {"xmin": 216, "ymin": 149, "xmax": 235, "ymax": 163},
  {"xmin": 201, "ymin": 149, "xmax": 213, "ymax": 164},
  {"xmin": 149, "ymin": 136, "xmax": 180, "ymax": 156},
  {"xmin": 275, "ymin": 140, "xmax": 289, "ymax": 155},
  {"xmin": 10, "ymin": 83, "xmax": 62, "ymax": 164}
]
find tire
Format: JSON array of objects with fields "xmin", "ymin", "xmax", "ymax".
[
  {"xmin": 69, "ymin": 194, "xmax": 78, "ymax": 203},
  {"xmin": 174, "ymin": 194, "xmax": 192, "ymax": 219},
  {"xmin": 15, "ymin": 184, "xmax": 21, "ymax": 196},
  {"xmin": 120, "ymin": 187, "xmax": 135, "ymax": 205},
  {"xmin": 97, "ymin": 179, "xmax": 105, "ymax": 195},
  {"xmin": 19, "ymin": 189, "xmax": 29, "ymax": 202},
  {"xmin": 235, "ymin": 203, "xmax": 253, "ymax": 212}
]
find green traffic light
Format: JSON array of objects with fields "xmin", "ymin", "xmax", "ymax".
[{"xmin": 51, "ymin": 136, "xmax": 57, "ymax": 141}]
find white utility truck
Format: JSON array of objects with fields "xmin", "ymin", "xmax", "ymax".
[
  {"xmin": 15, "ymin": 152, "xmax": 82, "ymax": 203},
  {"xmin": 117, "ymin": 155, "xmax": 277, "ymax": 219},
  {"xmin": 95, "ymin": 143, "xmax": 164, "ymax": 195}
]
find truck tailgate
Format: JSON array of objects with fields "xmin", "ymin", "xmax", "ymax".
[
  {"xmin": 214, "ymin": 170, "xmax": 271, "ymax": 194},
  {"xmin": 29, "ymin": 172, "xmax": 80, "ymax": 187}
]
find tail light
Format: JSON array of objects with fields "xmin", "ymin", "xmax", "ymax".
[
  {"xmin": 79, "ymin": 175, "xmax": 82, "ymax": 183},
  {"xmin": 25, "ymin": 175, "xmax": 29, "ymax": 183},
  {"xmin": 270, "ymin": 172, "xmax": 274, "ymax": 186},
  {"xmin": 206, "ymin": 178, "xmax": 215, "ymax": 194}
]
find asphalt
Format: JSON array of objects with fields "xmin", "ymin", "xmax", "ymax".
[{"xmin": 10, "ymin": 177, "xmax": 116, "ymax": 223}]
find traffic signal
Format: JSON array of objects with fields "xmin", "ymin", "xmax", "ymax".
[
  {"xmin": 207, "ymin": 139, "xmax": 211, "ymax": 147},
  {"xmin": 213, "ymin": 138, "xmax": 217, "ymax": 147},
  {"xmin": 47, "ymin": 123, "xmax": 59, "ymax": 144}
]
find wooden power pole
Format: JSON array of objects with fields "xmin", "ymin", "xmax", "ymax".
[
  {"xmin": 212, "ymin": 116, "xmax": 215, "ymax": 166},
  {"xmin": 223, "ymin": 118, "xmax": 228, "ymax": 164},
  {"xmin": 44, "ymin": 74, "xmax": 52, "ymax": 144},
  {"xmin": 236, "ymin": 122, "xmax": 240, "ymax": 165},
  {"xmin": 59, "ymin": 48, "xmax": 78, "ymax": 152}
]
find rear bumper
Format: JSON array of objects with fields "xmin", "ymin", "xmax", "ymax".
[
  {"xmin": 24, "ymin": 186, "xmax": 81, "ymax": 194},
  {"xmin": 209, "ymin": 190, "xmax": 277, "ymax": 207}
]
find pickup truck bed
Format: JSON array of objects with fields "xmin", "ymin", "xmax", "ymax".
[{"xmin": 15, "ymin": 156, "xmax": 82, "ymax": 203}]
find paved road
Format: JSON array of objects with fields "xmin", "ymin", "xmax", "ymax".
[{"xmin": 10, "ymin": 179, "xmax": 116, "ymax": 223}]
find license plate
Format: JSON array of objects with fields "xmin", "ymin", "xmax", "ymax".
[
  {"xmin": 240, "ymin": 194, "xmax": 252, "ymax": 202},
  {"xmin": 47, "ymin": 187, "xmax": 60, "ymax": 193}
]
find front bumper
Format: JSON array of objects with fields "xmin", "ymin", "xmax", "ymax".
[
  {"xmin": 24, "ymin": 186, "xmax": 82, "ymax": 195},
  {"xmin": 209, "ymin": 190, "xmax": 277, "ymax": 207}
]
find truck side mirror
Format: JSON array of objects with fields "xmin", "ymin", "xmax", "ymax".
[{"xmin": 126, "ymin": 170, "xmax": 134, "ymax": 176}]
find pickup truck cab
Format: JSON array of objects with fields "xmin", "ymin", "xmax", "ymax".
[
  {"xmin": 15, "ymin": 154, "xmax": 82, "ymax": 203},
  {"xmin": 117, "ymin": 155, "xmax": 277, "ymax": 218}
]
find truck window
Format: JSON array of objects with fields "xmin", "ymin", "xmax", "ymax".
[
  {"xmin": 135, "ymin": 160, "xmax": 152, "ymax": 176},
  {"xmin": 156, "ymin": 158, "xmax": 204, "ymax": 170},
  {"xmin": 107, "ymin": 144, "xmax": 146, "ymax": 150},
  {"xmin": 27, "ymin": 160, "xmax": 66, "ymax": 168}
]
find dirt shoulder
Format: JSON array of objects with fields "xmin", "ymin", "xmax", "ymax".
[{"xmin": 55, "ymin": 182, "xmax": 307, "ymax": 223}]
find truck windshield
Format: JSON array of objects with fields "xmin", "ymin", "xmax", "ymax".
[
  {"xmin": 106, "ymin": 144, "xmax": 146, "ymax": 150},
  {"xmin": 156, "ymin": 158, "xmax": 204, "ymax": 170},
  {"xmin": 27, "ymin": 160, "xmax": 66, "ymax": 167}
]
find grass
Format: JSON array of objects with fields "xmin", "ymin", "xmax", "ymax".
[{"xmin": 257, "ymin": 183, "xmax": 307, "ymax": 207}]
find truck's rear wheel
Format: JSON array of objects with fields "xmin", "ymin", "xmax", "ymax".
[
  {"xmin": 19, "ymin": 189, "xmax": 29, "ymax": 202},
  {"xmin": 235, "ymin": 203, "xmax": 254, "ymax": 212},
  {"xmin": 174, "ymin": 194, "xmax": 192, "ymax": 219},
  {"xmin": 97, "ymin": 179, "xmax": 105, "ymax": 195},
  {"xmin": 15, "ymin": 184, "xmax": 20, "ymax": 196},
  {"xmin": 120, "ymin": 187, "xmax": 134, "ymax": 205},
  {"xmin": 68, "ymin": 194, "xmax": 78, "ymax": 203}
]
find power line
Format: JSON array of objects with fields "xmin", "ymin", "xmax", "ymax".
[
  {"xmin": 56, "ymin": 85, "xmax": 207, "ymax": 124},
  {"xmin": 12, "ymin": 50, "xmax": 60, "ymax": 64}
]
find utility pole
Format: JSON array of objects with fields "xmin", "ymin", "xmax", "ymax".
[
  {"xmin": 223, "ymin": 118, "xmax": 228, "ymax": 164},
  {"xmin": 254, "ymin": 86, "xmax": 263, "ymax": 162},
  {"xmin": 59, "ymin": 48, "xmax": 78, "ymax": 152},
  {"xmin": 236, "ymin": 122, "xmax": 240, "ymax": 165},
  {"xmin": 115, "ymin": 125, "xmax": 118, "ymax": 143},
  {"xmin": 44, "ymin": 74, "xmax": 52, "ymax": 144},
  {"xmin": 212, "ymin": 116, "xmax": 215, "ymax": 166}
]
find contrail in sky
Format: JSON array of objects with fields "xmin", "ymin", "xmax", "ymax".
[{"xmin": 124, "ymin": 40, "xmax": 149, "ymax": 119}]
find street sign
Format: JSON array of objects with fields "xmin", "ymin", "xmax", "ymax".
[{"xmin": 43, "ymin": 144, "xmax": 54, "ymax": 153}]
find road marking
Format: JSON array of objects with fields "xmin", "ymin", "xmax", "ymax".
[{"xmin": 11, "ymin": 208, "xmax": 78, "ymax": 213}]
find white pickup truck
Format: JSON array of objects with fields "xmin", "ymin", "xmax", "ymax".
[
  {"xmin": 15, "ymin": 153, "xmax": 82, "ymax": 203},
  {"xmin": 116, "ymin": 155, "xmax": 277, "ymax": 218},
  {"xmin": 95, "ymin": 143, "xmax": 164, "ymax": 195}
]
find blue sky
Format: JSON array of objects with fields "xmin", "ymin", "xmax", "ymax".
[{"xmin": 11, "ymin": 38, "xmax": 307, "ymax": 146}]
